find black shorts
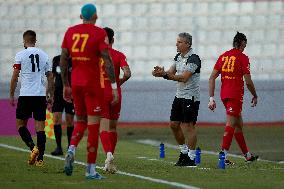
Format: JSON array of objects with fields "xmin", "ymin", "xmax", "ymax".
[
  {"xmin": 16, "ymin": 96, "xmax": 47, "ymax": 121},
  {"xmin": 170, "ymin": 97, "xmax": 200, "ymax": 124},
  {"xmin": 52, "ymin": 93, "xmax": 75, "ymax": 115}
]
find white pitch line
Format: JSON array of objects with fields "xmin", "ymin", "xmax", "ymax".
[
  {"xmin": 136, "ymin": 139, "xmax": 281, "ymax": 164},
  {"xmin": 137, "ymin": 156, "xmax": 211, "ymax": 170},
  {"xmin": 0, "ymin": 143, "xmax": 200, "ymax": 189}
]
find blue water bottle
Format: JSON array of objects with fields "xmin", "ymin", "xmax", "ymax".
[
  {"xmin": 159, "ymin": 142, "xmax": 165, "ymax": 158},
  {"xmin": 218, "ymin": 151, "xmax": 225, "ymax": 169},
  {"xmin": 195, "ymin": 147, "xmax": 201, "ymax": 165}
]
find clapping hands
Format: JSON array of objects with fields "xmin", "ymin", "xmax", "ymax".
[{"xmin": 152, "ymin": 66, "xmax": 165, "ymax": 77}]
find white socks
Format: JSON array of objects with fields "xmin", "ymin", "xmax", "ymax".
[
  {"xmin": 106, "ymin": 152, "xmax": 114, "ymax": 161},
  {"xmin": 68, "ymin": 145, "xmax": 76, "ymax": 155},
  {"xmin": 223, "ymin": 149, "xmax": 228, "ymax": 160},
  {"xmin": 245, "ymin": 152, "xmax": 252, "ymax": 159},
  {"xmin": 179, "ymin": 144, "xmax": 196, "ymax": 160},
  {"xmin": 86, "ymin": 163, "xmax": 96, "ymax": 175},
  {"xmin": 188, "ymin": 149, "xmax": 196, "ymax": 161},
  {"xmin": 179, "ymin": 144, "xmax": 188, "ymax": 154}
]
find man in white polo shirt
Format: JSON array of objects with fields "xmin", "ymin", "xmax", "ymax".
[
  {"xmin": 10, "ymin": 30, "xmax": 54, "ymax": 167},
  {"xmin": 152, "ymin": 32, "xmax": 201, "ymax": 167}
]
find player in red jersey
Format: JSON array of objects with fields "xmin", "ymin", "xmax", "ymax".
[
  {"xmin": 99, "ymin": 27, "xmax": 131, "ymax": 173},
  {"xmin": 208, "ymin": 32, "xmax": 259, "ymax": 165},
  {"xmin": 60, "ymin": 3, "xmax": 118, "ymax": 179}
]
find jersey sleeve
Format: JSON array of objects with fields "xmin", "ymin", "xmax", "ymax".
[
  {"xmin": 171, "ymin": 54, "xmax": 179, "ymax": 70},
  {"xmin": 13, "ymin": 64, "xmax": 21, "ymax": 70},
  {"xmin": 98, "ymin": 30, "xmax": 109, "ymax": 52},
  {"xmin": 214, "ymin": 55, "xmax": 222, "ymax": 71},
  {"xmin": 13, "ymin": 52, "xmax": 22, "ymax": 70},
  {"xmin": 186, "ymin": 54, "xmax": 201, "ymax": 73},
  {"xmin": 119, "ymin": 52, "xmax": 128, "ymax": 67},
  {"xmin": 14, "ymin": 52, "xmax": 22, "ymax": 64},
  {"xmin": 171, "ymin": 60, "xmax": 177, "ymax": 70},
  {"xmin": 241, "ymin": 55, "xmax": 251, "ymax": 75},
  {"xmin": 185, "ymin": 63, "xmax": 198, "ymax": 73}
]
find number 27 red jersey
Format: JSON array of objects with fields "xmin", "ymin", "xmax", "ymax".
[
  {"xmin": 61, "ymin": 23, "xmax": 109, "ymax": 88},
  {"xmin": 214, "ymin": 48, "xmax": 251, "ymax": 100}
]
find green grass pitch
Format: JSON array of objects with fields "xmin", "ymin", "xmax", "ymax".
[{"xmin": 0, "ymin": 126, "xmax": 284, "ymax": 189}]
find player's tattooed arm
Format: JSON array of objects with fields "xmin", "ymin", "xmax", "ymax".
[
  {"xmin": 60, "ymin": 48, "xmax": 70, "ymax": 87},
  {"xmin": 119, "ymin": 66, "xmax": 131, "ymax": 86},
  {"xmin": 101, "ymin": 49, "xmax": 119, "ymax": 105},
  {"xmin": 101, "ymin": 49, "xmax": 116, "ymax": 83}
]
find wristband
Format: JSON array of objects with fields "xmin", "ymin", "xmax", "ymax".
[
  {"xmin": 111, "ymin": 83, "xmax": 117, "ymax": 89},
  {"xmin": 209, "ymin": 96, "xmax": 215, "ymax": 102}
]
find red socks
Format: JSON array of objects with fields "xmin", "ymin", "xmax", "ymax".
[
  {"xmin": 109, "ymin": 131, "xmax": 118, "ymax": 154},
  {"xmin": 221, "ymin": 126, "xmax": 249, "ymax": 156},
  {"xmin": 221, "ymin": 126, "xmax": 235, "ymax": 151},
  {"xmin": 234, "ymin": 131, "xmax": 249, "ymax": 155},
  {"xmin": 70, "ymin": 122, "xmax": 87, "ymax": 147},
  {"xmin": 100, "ymin": 131, "xmax": 118, "ymax": 154},
  {"xmin": 87, "ymin": 124, "xmax": 100, "ymax": 164},
  {"xmin": 100, "ymin": 131, "xmax": 112, "ymax": 154}
]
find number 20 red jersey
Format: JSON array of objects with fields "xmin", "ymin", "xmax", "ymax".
[
  {"xmin": 214, "ymin": 48, "xmax": 251, "ymax": 100},
  {"xmin": 61, "ymin": 23, "xmax": 109, "ymax": 88}
]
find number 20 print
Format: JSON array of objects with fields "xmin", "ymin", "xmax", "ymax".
[{"xmin": 222, "ymin": 56, "xmax": 236, "ymax": 72}]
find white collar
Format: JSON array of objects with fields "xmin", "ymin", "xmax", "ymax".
[{"xmin": 181, "ymin": 48, "xmax": 193, "ymax": 58}]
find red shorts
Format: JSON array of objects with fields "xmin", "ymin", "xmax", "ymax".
[
  {"xmin": 101, "ymin": 88, "xmax": 122, "ymax": 120},
  {"xmin": 222, "ymin": 98, "xmax": 243, "ymax": 117},
  {"xmin": 72, "ymin": 85, "xmax": 103, "ymax": 116}
]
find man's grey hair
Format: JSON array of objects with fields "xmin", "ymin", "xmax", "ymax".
[{"xmin": 178, "ymin": 32, "xmax": 192, "ymax": 45}]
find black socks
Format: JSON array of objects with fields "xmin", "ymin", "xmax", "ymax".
[
  {"xmin": 54, "ymin": 124, "xmax": 74, "ymax": 148},
  {"xmin": 18, "ymin": 127, "xmax": 46, "ymax": 161},
  {"xmin": 53, "ymin": 124, "xmax": 62, "ymax": 148},
  {"xmin": 66, "ymin": 126, "xmax": 74, "ymax": 147},
  {"xmin": 36, "ymin": 131, "xmax": 46, "ymax": 161},
  {"xmin": 18, "ymin": 127, "xmax": 35, "ymax": 151}
]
